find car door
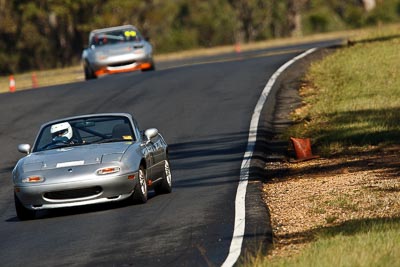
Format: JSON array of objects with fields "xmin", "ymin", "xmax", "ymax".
[
  {"xmin": 143, "ymin": 141, "xmax": 156, "ymax": 181},
  {"xmin": 150, "ymin": 134, "xmax": 166, "ymax": 179}
]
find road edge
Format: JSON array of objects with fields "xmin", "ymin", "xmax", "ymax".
[{"xmin": 221, "ymin": 48, "xmax": 318, "ymax": 267}]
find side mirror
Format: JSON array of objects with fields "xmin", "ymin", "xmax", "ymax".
[
  {"xmin": 18, "ymin": 144, "xmax": 31, "ymax": 155},
  {"xmin": 144, "ymin": 128, "xmax": 158, "ymax": 142}
]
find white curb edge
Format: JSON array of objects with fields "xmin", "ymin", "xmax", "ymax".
[{"xmin": 222, "ymin": 48, "xmax": 318, "ymax": 267}]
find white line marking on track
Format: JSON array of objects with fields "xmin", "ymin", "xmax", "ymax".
[{"xmin": 221, "ymin": 48, "xmax": 317, "ymax": 267}]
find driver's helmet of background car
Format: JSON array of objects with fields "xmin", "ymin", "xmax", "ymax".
[{"xmin": 51, "ymin": 122, "xmax": 72, "ymax": 142}]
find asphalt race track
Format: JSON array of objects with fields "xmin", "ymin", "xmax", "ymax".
[{"xmin": 0, "ymin": 40, "xmax": 341, "ymax": 266}]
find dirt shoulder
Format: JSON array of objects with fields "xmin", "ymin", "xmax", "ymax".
[{"xmin": 260, "ymin": 47, "xmax": 400, "ymax": 260}]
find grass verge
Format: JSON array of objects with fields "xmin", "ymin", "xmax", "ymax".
[
  {"xmin": 264, "ymin": 218, "xmax": 400, "ymax": 267},
  {"xmin": 286, "ymin": 25, "xmax": 400, "ymax": 156},
  {"xmin": 247, "ymin": 23, "xmax": 400, "ymax": 267},
  {"xmin": 0, "ymin": 65, "xmax": 84, "ymax": 93}
]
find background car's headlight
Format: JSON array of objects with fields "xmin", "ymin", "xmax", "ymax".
[
  {"xmin": 22, "ymin": 175, "xmax": 45, "ymax": 183},
  {"xmin": 134, "ymin": 48, "xmax": 144, "ymax": 54},
  {"xmin": 97, "ymin": 167, "xmax": 120, "ymax": 175}
]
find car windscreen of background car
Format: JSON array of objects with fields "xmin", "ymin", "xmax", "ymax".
[{"xmin": 90, "ymin": 29, "xmax": 141, "ymax": 47}]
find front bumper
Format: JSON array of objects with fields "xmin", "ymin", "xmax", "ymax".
[
  {"xmin": 14, "ymin": 171, "xmax": 138, "ymax": 210},
  {"xmin": 94, "ymin": 61, "xmax": 153, "ymax": 77},
  {"xmin": 89, "ymin": 51, "xmax": 153, "ymax": 77}
]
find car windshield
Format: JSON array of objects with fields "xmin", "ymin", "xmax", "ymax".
[
  {"xmin": 33, "ymin": 116, "xmax": 135, "ymax": 152},
  {"xmin": 90, "ymin": 28, "xmax": 142, "ymax": 47}
]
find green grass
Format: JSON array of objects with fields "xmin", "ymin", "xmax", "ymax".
[
  {"xmin": 279, "ymin": 218, "xmax": 400, "ymax": 267},
  {"xmin": 244, "ymin": 218, "xmax": 400, "ymax": 267},
  {"xmin": 286, "ymin": 27, "xmax": 400, "ymax": 155}
]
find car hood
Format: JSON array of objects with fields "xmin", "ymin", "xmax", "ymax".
[
  {"xmin": 94, "ymin": 42, "xmax": 145, "ymax": 56},
  {"xmin": 21, "ymin": 142, "xmax": 132, "ymax": 172}
]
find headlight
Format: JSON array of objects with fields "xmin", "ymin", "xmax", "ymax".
[
  {"xmin": 22, "ymin": 175, "xmax": 45, "ymax": 183},
  {"xmin": 97, "ymin": 166, "xmax": 120, "ymax": 175},
  {"xmin": 134, "ymin": 48, "xmax": 144, "ymax": 54},
  {"xmin": 101, "ymin": 153, "xmax": 123, "ymax": 163}
]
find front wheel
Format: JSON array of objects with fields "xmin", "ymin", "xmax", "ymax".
[
  {"xmin": 84, "ymin": 63, "xmax": 96, "ymax": 80},
  {"xmin": 154, "ymin": 160, "xmax": 172, "ymax": 194},
  {"xmin": 14, "ymin": 193, "xmax": 36, "ymax": 221},
  {"xmin": 131, "ymin": 166, "xmax": 148, "ymax": 204}
]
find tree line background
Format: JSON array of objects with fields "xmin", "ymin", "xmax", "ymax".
[{"xmin": 0, "ymin": 0, "xmax": 399, "ymax": 74}]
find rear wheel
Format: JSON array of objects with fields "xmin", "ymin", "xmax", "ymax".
[
  {"xmin": 14, "ymin": 193, "xmax": 36, "ymax": 221},
  {"xmin": 154, "ymin": 160, "xmax": 172, "ymax": 194},
  {"xmin": 131, "ymin": 166, "xmax": 148, "ymax": 204}
]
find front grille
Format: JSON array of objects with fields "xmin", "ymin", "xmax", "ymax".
[
  {"xmin": 44, "ymin": 186, "xmax": 102, "ymax": 200},
  {"xmin": 108, "ymin": 60, "xmax": 136, "ymax": 67}
]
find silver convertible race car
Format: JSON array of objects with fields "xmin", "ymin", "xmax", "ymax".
[
  {"xmin": 82, "ymin": 25, "xmax": 155, "ymax": 80},
  {"xmin": 12, "ymin": 113, "xmax": 171, "ymax": 220}
]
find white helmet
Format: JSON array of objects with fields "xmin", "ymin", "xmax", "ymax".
[{"xmin": 50, "ymin": 122, "xmax": 73, "ymax": 140}]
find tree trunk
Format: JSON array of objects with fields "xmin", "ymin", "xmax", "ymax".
[
  {"xmin": 361, "ymin": 0, "xmax": 376, "ymax": 12},
  {"xmin": 287, "ymin": 0, "xmax": 304, "ymax": 37}
]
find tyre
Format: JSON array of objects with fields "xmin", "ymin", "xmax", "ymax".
[
  {"xmin": 84, "ymin": 63, "xmax": 96, "ymax": 80},
  {"xmin": 154, "ymin": 160, "xmax": 172, "ymax": 194},
  {"xmin": 131, "ymin": 166, "xmax": 148, "ymax": 204},
  {"xmin": 14, "ymin": 193, "xmax": 36, "ymax": 221}
]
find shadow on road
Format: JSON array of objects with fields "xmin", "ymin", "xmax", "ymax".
[
  {"xmin": 169, "ymin": 132, "xmax": 249, "ymax": 188},
  {"xmin": 5, "ymin": 191, "xmax": 158, "ymax": 222}
]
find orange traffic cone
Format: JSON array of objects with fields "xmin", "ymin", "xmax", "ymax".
[
  {"xmin": 290, "ymin": 137, "xmax": 319, "ymax": 162},
  {"xmin": 9, "ymin": 75, "xmax": 16, "ymax": 93},
  {"xmin": 32, "ymin": 72, "xmax": 38, "ymax": 88}
]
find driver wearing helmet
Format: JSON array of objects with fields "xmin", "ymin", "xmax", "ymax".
[{"xmin": 50, "ymin": 122, "xmax": 74, "ymax": 144}]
